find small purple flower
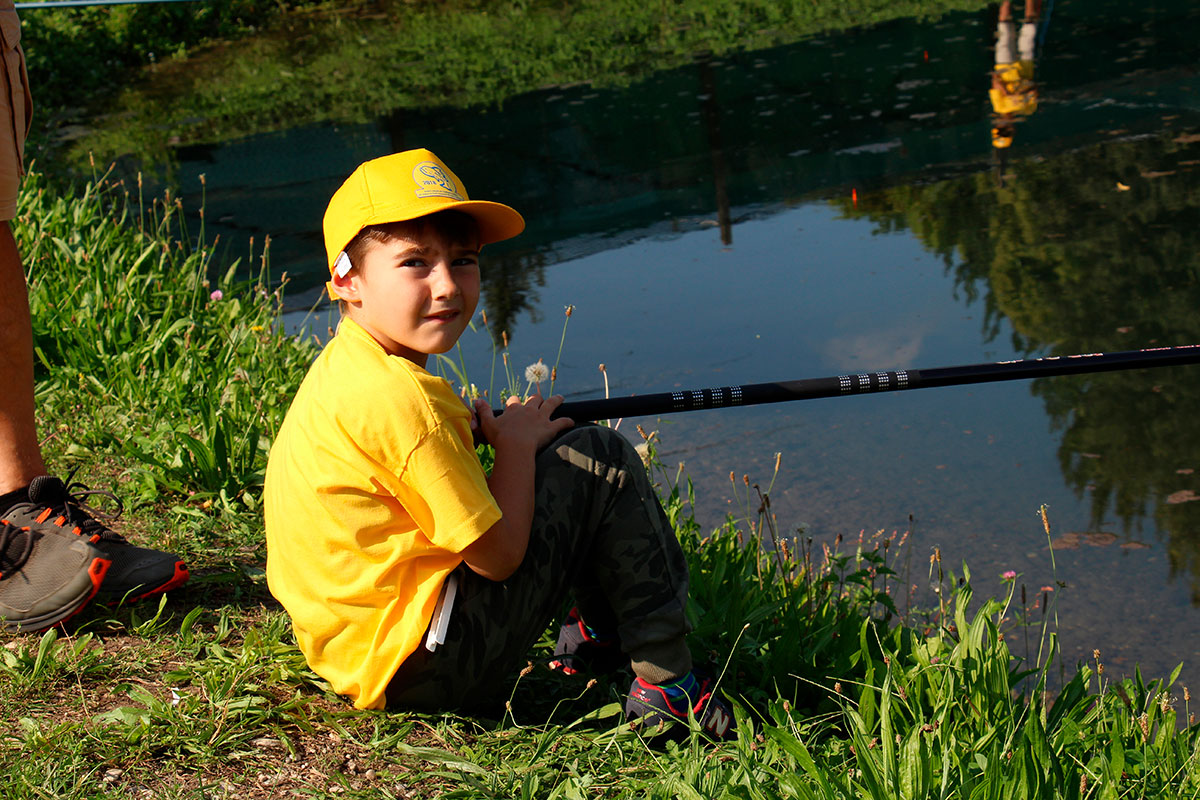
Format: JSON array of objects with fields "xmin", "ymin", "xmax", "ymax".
[
  {"xmin": 1001, "ymin": 570, "xmax": 1017, "ymax": 581},
  {"xmin": 210, "ymin": 289, "xmax": 223, "ymax": 301}
]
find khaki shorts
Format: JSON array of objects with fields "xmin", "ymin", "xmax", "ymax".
[
  {"xmin": 0, "ymin": 4, "xmax": 31, "ymax": 222},
  {"xmin": 995, "ymin": 20, "xmax": 1037, "ymax": 67}
]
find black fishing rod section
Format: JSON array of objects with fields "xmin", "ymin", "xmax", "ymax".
[{"xmin": 536, "ymin": 344, "xmax": 1200, "ymax": 423}]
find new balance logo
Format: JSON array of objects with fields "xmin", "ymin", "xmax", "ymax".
[{"xmin": 705, "ymin": 705, "xmax": 733, "ymax": 737}]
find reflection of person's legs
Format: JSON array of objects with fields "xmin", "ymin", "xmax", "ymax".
[
  {"xmin": 1018, "ymin": 18, "xmax": 1038, "ymax": 64},
  {"xmin": 387, "ymin": 426, "xmax": 693, "ymax": 710},
  {"xmin": 995, "ymin": 3, "xmax": 1016, "ymax": 65}
]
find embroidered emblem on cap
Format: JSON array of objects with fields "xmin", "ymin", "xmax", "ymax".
[{"xmin": 412, "ymin": 162, "xmax": 464, "ymax": 200}]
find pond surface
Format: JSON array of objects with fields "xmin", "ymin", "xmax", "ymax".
[{"xmin": 130, "ymin": 0, "xmax": 1200, "ymax": 687}]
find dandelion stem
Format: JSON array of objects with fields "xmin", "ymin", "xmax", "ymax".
[{"xmin": 550, "ymin": 305, "xmax": 573, "ymax": 395}]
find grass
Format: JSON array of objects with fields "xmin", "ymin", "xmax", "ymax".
[{"xmin": 1, "ymin": 168, "xmax": 1200, "ymax": 797}]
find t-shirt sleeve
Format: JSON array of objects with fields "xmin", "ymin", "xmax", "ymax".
[{"xmin": 397, "ymin": 415, "xmax": 500, "ymax": 554}]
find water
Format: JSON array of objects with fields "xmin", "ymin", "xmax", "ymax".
[{"xmin": 116, "ymin": 1, "xmax": 1200, "ymax": 687}]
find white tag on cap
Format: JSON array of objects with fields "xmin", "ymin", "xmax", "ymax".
[{"xmin": 333, "ymin": 251, "xmax": 353, "ymax": 277}]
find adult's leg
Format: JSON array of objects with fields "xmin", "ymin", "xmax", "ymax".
[
  {"xmin": 0, "ymin": 10, "xmax": 187, "ymax": 605},
  {"xmin": 0, "ymin": 221, "xmax": 46, "ymax": 493},
  {"xmin": 387, "ymin": 426, "xmax": 692, "ymax": 710},
  {"xmin": 0, "ymin": 10, "xmax": 41, "ymax": 494}
]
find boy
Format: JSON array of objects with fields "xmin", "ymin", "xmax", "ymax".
[{"xmin": 264, "ymin": 149, "xmax": 734, "ymax": 738}]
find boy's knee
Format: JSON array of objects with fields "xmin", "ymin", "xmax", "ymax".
[
  {"xmin": 550, "ymin": 425, "xmax": 636, "ymax": 464},
  {"xmin": 536, "ymin": 426, "xmax": 645, "ymax": 487}
]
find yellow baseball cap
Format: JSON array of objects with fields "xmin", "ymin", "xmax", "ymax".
[{"xmin": 322, "ymin": 148, "xmax": 525, "ymax": 276}]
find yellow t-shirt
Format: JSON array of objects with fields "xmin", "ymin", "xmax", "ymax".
[
  {"xmin": 264, "ymin": 318, "xmax": 501, "ymax": 709},
  {"xmin": 990, "ymin": 61, "xmax": 1038, "ymax": 116}
]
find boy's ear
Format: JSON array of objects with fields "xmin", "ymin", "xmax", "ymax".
[{"xmin": 329, "ymin": 267, "xmax": 361, "ymax": 303}]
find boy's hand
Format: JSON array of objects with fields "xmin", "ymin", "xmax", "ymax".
[{"xmin": 475, "ymin": 393, "xmax": 574, "ymax": 452}]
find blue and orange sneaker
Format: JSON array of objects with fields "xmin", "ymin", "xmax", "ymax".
[
  {"xmin": 548, "ymin": 607, "xmax": 626, "ymax": 676},
  {"xmin": 625, "ymin": 671, "xmax": 737, "ymax": 740}
]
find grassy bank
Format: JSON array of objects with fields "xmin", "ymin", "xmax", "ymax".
[
  {"xmin": 2, "ymin": 170, "xmax": 1200, "ymax": 797},
  {"xmin": 21, "ymin": 0, "xmax": 992, "ymax": 173}
]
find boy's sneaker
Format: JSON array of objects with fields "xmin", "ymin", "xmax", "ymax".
[
  {"xmin": 626, "ymin": 672, "xmax": 737, "ymax": 741},
  {"xmin": 548, "ymin": 607, "xmax": 627, "ymax": 676},
  {"xmin": 0, "ymin": 520, "xmax": 110, "ymax": 632},
  {"xmin": 1, "ymin": 476, "xmax": 188, "ymax": 603}
]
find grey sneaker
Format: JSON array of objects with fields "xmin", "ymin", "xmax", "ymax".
[
  {"xmin": 0, "ymin": 521, "xmax": 109, "ymax": 632},
  {"xmin": 2, "ymin": 476, "xmax": 188, "ymax": 603}
]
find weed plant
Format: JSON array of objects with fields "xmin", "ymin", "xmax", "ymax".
[
  {"xmin": 20, "ymin": 165, "xmax": 315, "ymax": 511},
  {"xmin": 1, "ymin": 171, "xmax": 1199, "ymax": 796}
]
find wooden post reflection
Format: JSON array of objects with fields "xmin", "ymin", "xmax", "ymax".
[{"xmin": 697, "ymin": 55, "xmax": 732, "ymax": 246}]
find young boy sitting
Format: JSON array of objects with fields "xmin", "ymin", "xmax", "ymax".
[{"xmin": 264, "ymin": 149, "xmax": 734, "ymax": 739}]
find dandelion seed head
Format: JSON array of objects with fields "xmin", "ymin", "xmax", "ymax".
[{"xmin": 525, "ymin": 361, "xmax": 550, "ymax": 384}]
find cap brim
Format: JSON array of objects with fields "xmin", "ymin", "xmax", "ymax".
[{"xmin": 427, "ymin": 199, "xmax": 525, "ymax": 246}]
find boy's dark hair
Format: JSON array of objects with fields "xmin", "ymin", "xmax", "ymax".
[
  {"xmin": 344, "ymin": 210, "xmax": 480, "ymax": 272},
  {"xmin": 337, "ymin": 210, "xmax": 480, "ymax": 312}
]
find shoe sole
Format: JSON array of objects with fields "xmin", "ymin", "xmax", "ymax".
[
  {"xmin": 97, "ymin": 560, "xmax": 190, "ymax": 605},
  {"xmin": 1, "ymin": 556, "xmax": 110, "ymax": 633}
]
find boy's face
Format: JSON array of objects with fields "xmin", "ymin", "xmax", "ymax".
[{"xmin": 335, "ymin": 226, "xmax": 481, "ymax": 366}]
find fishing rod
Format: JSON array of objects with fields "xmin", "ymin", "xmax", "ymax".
[{"xmin": 529, "ymin": 344, "xmax": 1200, "ymax": 423}]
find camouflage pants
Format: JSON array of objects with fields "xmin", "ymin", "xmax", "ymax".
[{"xmin": 385, "ymin": 425, "xmax": 692, "ymax": 711}]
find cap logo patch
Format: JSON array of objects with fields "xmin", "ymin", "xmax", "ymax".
[{"xmin": 412, "ymin": 162, "xmax": 464, "ymax": 200}]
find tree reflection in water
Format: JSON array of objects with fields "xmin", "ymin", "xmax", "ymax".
[{"xmin": 835, "ymin": 130, "xmax": 1200, "ymax": 600}]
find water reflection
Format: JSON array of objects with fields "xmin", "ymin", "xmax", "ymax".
[
  {"xmin": 119, "ymin": 0, "xmax": 1200, "ymax": 648},
  {"xmin": 989, "ymin": 0, "xmax": 1042, "ymax": 178},
  {"xmin": 841, "ymin": 120, "xmax": 1200, "ymax": 600}
]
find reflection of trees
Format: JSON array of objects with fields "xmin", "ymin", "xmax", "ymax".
[
  {"xmin": 834, "ymin": 130, "xmax": 1200, "ymax": 600},
  {"xmin": 480, "ymin": 249, "xmax": 548, "ymax": 342}
]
